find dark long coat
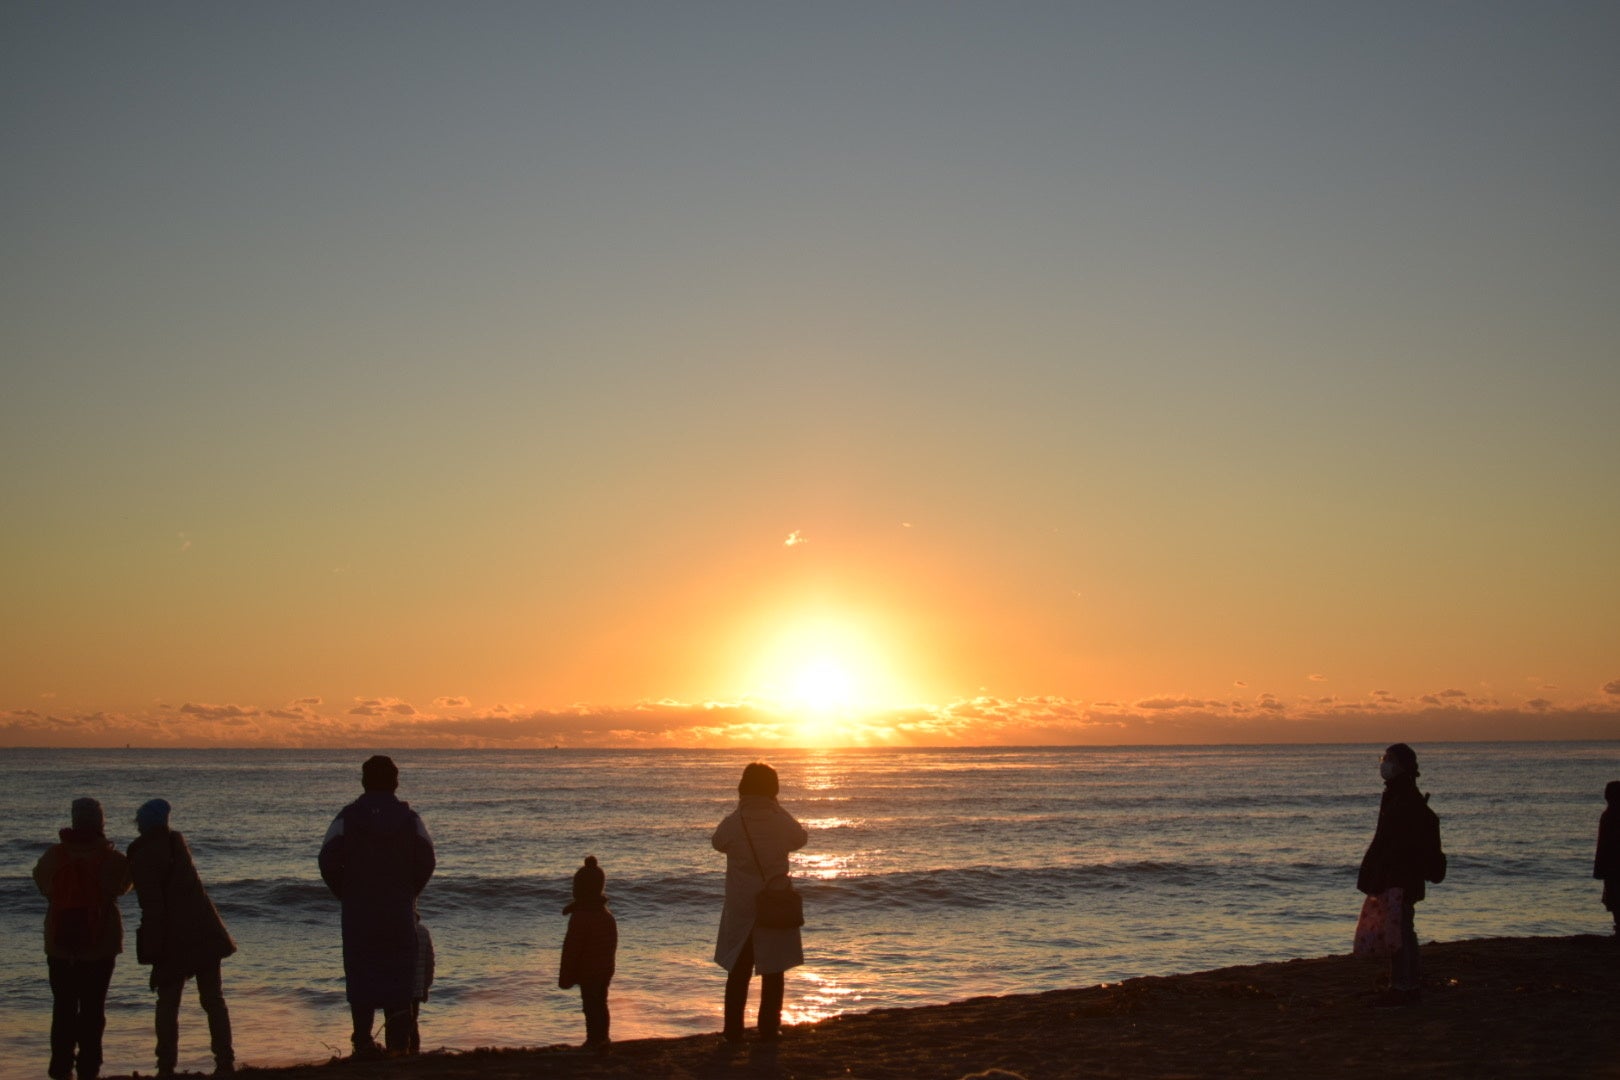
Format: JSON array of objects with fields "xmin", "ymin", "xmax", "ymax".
[
  {"xmin": 318, "ymin": 792, "xmax": 435, "ymax": 1007},
  {"xmin": 1596, "ymin": 805, "xmax": 1620, "ymax": 880},
  {"xmin": 127, "ymin": 827, "xmax": 236, "ymax": 977}
]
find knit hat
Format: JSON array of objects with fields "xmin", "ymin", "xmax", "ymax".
[
  {"xmin": 572, "ymin": 855, "xmax": 605, "ymax": 902},
  {"xmin": 71, "ymin": 797, "xmax": 104, "ymax": 833},
  {"xmin": 135, "ymin": 798, "xmax": 172, "ymax": 833},
  {"xmin": 1384, "ymin": 742, "xmax": 1420, "ymax": 778},
  {"xmin": 1606, "ymin": 780, "xmax": 1620, "ymax": 805},
  {"xmin": 362, "ymin": 754, "xmax": 399, "ymax": 792}
]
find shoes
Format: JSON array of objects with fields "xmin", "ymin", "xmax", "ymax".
[
  {"xmin": 582, "ymin": 1037, "xmax": 611, "ymax": 1054},
  {"xmin": 215, "ymin": 1059, "xmax": 237, "ymax": 1076},
  {"xmin": 757, "ymin": 1028, "xmax": 782, "ymax": 1042},
  {"xmin": 351, "ymin": 1040, "xmax": 385, "ymax": 1060}
]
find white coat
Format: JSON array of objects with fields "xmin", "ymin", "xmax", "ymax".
[{"xmin": 712, "ymin": 795, "xmax": 808, "ymax": 974}]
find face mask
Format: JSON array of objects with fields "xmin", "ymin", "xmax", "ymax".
[{"xmin": 1379, "ymin": 759, "xmax": 1401, "ymax": 781}]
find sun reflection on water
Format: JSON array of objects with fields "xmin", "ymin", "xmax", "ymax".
[
  {"xmin": 784, "ymin": 968, "xmax": 865, "ymax": 1026},
  {"xmin": 791, "ymin": 851, "xmax": 862, "ymax": 880}
]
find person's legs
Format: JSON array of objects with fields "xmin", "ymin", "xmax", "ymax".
[
  {"xmin": 193, "ymin": 961, "xmax": 234, "ymax": 1070},
  {"xmin": 408, "ymin": 1001, "xmax": 420, "ymax": 1055},
  {"xmin": 349, "ymin": 1003, "xmax": 378, "ymax": 1053},
  {"xmin": 74, "ymin": 958, "xmax": 116, "ymax": 1079},
  {"xmin": 153, "ymin": 971, "xmax": 185, "ymax": 1075},
  {"xmin": 47, "ymin": 958, "xmax": 76, "ymax": 1080},
  {"xmin": 381, "ymin": 1001, "xmax": 413, "ymax": 1053},
  {"xmin": 722, "ymin": 935, "xmax": 755, "ymax": 1040},
  {"xmin": 1390, "ymin": 899, "xmax": 1420, "ymax": 994},
  {"xmin": 580, "ymin": 981, "xmax": 610, "ymax": 1046},
  {"xmin": 758, "ymin": 972, "xmax": 785, "ymax": 1037}
]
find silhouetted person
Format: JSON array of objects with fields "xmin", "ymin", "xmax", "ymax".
[
  {"xmin": 318, "ymin": 755, "xmax": 435, "ymax": 1056},
  {"xmin": 127, "ymin": 799, "xmax": 236, "ymax": 1077},
  {"xmin": 558, "ymin": 855, "xmax": 617, "ymax": 1051},
  {"xmin": 33, "ymin": 797, "xmax": 132, "ymax": 1080},
  {"xmin": 1357, "ymin": 743, "xmax": 1446, "ymax": 1006},
  {"xmin": 712, "ymin": 762, "xmax": 807, "ymax": 1042},
  {"xmin": 1596, "ymin": 780, "xmax": 1620, "ymax": 936}
]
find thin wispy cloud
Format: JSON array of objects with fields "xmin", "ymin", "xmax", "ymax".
[
  {"xmin": 349, "ymin": 697, "xmax": 418, "ymax": 717},
  {"xmin": 178, "ymin": 702, "xmax": 260, "ymax": 721}
]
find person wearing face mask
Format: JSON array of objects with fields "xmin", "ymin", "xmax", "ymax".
[{"xmin": 1356, "ymin": 743, "xmax": 1446, "ymax": 1006}]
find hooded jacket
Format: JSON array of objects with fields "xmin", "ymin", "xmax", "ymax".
[
  {"xmin": 33, "ymin": 828, "xmax": 132, "ymax": 961},
  {"xmin": 319, "ymin": 791, "xmax": 435, "ymax": 1007}
]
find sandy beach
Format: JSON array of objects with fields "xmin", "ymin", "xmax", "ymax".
[{"xmin": 115, "ymin": 935, "xmax": 1620, "ymax": 1080}]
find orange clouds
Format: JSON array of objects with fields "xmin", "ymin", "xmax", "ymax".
[{"xmin": 6, "ymin": 681, "xmax": 1620, "ymax": 749}]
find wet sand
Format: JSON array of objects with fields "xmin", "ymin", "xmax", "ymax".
[{"xmin": 126, "ymin": 936, "xmax": 1620, "ymax": 1079}]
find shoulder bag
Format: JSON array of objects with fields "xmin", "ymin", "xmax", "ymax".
[{"xmin": 740, "ymin": 811, "xmax": 804, "ymax": 929}]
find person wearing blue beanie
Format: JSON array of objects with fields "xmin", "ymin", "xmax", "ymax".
[
  {"xmin": 127, "ymin": 801, "xmax": 236, "ymax": 1076},
  {"xmin": 135, "ymin": 800, "xmax": 170, "ymax": 834}
]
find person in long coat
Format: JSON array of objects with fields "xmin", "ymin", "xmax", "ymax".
[
  {"xmin": 127, "ymin": 798, "xmax": 236, "ymax": 1076},
  {"xmin": 1595, "ymin": 780, "xmax": 1620, "ymax": 935},
  {"xmin": 318, "ymin": 755, "xmax": 436, "ymax": 1056},
  {"xmin": 712, "ymin": 761, "xmax": 808, "ymax": 1042},
  {"xmin": 1357, "ymin": 742, "xmax": 1444, "ymax": 1005},
  {"xmin": 33, "ymin": 797, "xmax": 132, "ymax": 1080}
]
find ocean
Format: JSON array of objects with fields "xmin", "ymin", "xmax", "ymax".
[{"xmin": 2, "ymin": 743, "xmax": 1615, "ymax": 1076}]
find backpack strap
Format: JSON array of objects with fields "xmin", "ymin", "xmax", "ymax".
[{"xmin": 738, "ymin": 812, "xmax": 768, "ymax": 881}]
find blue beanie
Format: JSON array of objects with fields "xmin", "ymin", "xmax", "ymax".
[{"xmin": 135, "ymin": 798, "xmax": 172, "ymax": 833}]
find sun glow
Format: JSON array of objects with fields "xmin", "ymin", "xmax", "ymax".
[
  {"xmin": 787, "ymin": 657, "xmax": 857, "ymax": 712},
  {"xmin": 737, "ymin": 612, "xmax": 911, "ymax": 741}
]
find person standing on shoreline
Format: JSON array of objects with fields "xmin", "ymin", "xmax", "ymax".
[
  {"xmin": 127, "ymin": 798, "xmax": 237, "ymax": 1077},
  {"xmin": 557, "ymin": 855, "xmax": 617, "ymax": 1051},
  {"xmin": 319, "ymin": 755, "xmax": 436, "ymax": 1057},
  {"xmin": 1357, "ymin": 743, "xmax": 1446, "ymax": 1006},
  {"xmin": 1595, "ymin": 780, "xmax": 1620, "ymax": 936},
  {"xmin": 33, "ymin": 797, "xmax": 132, "ymax": 1080},
  {"xmin": 712, "ymin": 762, "xmax": 808, "ymax": 1043}
]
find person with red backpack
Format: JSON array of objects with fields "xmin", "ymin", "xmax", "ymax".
[{"xmin": 32, "ymin": 797, "xmax": 133, "ymax": 1080}]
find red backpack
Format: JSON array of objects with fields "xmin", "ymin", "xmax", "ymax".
[{"xmin": 50, "ymin": 846, "xmax": 110, "ymax": 952}]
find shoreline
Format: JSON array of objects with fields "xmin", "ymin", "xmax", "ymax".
[{"xmin": 117, "ymin": 935, "xmax": 1620, "ymax": 1079}]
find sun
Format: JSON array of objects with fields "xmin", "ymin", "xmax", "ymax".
[
  {"xmin": 786, "ymin": 656, "xmax": 858, "ymax": 713},
  {"xmin": 737, "ymin": 612, "xmax": 910, "ymax": 732}
]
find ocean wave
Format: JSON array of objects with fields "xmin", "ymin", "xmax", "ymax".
[{"xmin": 172, "ymin": 861, "xmax": 1252, "ymax": 923}]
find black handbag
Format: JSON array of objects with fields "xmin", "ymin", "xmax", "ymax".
[{"xmin": 740, "ymin": 813, "xmax": 804, "ymax": 929}]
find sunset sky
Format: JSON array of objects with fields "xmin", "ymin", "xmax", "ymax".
[{"xmin": 4, "ymin": 4, "xmax": 1617, "ymax": 748}]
